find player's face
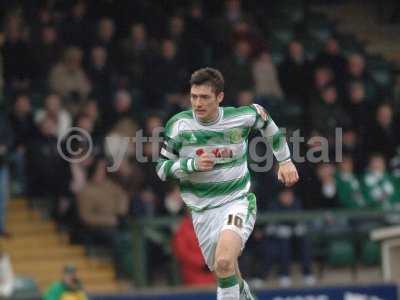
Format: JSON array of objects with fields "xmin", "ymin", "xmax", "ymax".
[{"xmin": 190, "ymin": 84, "xmax": 223, "ymax": 122}]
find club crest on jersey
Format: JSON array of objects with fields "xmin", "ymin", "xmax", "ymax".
[
  {"xmin": 253, "ymin": 104, "xmax": 268, "ymax": 121},
  {"xmin": 228, "ymin": 128, "xmax": 243, "ymax": 143}
]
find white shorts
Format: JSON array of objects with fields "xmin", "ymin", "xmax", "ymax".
[{"xmin": 191, "ymin": 194, "xmax": 257, "ymax": 271}]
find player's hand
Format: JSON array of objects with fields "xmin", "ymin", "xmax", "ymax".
[
  {"xmin": 196, "ymin": 152, "xmax": 215, "ymax": 171},
  {"xmin": 277, "ymin": 160, "xmax": 299, "ymax": 187}
]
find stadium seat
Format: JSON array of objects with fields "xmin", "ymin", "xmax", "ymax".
[
  {"xmin": 360, "ymin": 239, "xmax": 381, "ymax": 266},
  {"xmin": 327, "ymin": 240, "xmax": 356, "ymax": 266}
]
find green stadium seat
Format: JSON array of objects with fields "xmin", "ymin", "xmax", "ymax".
[
  {"xmin": 360, "ymin": 239, "xmax": 380, "ymax": 266},
  {"xmin": 327, "ymin": 240, "xmax": 356, "ymax": 266}
]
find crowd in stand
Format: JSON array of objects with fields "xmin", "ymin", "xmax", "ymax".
[{"xmin": 0, "ymin": 0, "xmax": 400, "ymax": 286}]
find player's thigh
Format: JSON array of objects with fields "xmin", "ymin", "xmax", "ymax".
[{"xmin": 215, "ymin": 227, "xmax": 243, "ymax": 263}]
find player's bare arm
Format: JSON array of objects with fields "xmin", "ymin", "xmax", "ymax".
[{"xmin": 278, "ymin": 160, "xmax": 299, "ymax": 187}]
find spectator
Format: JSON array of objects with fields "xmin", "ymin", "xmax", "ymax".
[
  {"xmin": 315, "ymin": 37, "xmax": 347, "ymax": 87},
  {"xmin": 32, "ymin": 25, "xmax": 63, "ymax": 88},
  {"xmin": 262, "ymin": 189, "xmax": 315, "ymax": 287},
  {"xmin": 144, "ymin": 39, "xmax": 187, "ymax": 109},
  {"xmin": 2, "ymin": 14, "xmax": 33, "ymax": 93},
  {"xmin": 35, "ymin": 93, "xmax": 72, "ymax": 138},
  {"xmin": 0, "ymin": 31, "xmax": 5, "ymax": 99},
  {"xmin": 119, "ymin": 23, "xmax": 150, "ymax": 89},
  {"xmin": 311, "ymin": 85, "xmax": 350, "ymax": 143},
  {"xmin": 77, "ymin": 159, "xmax": 129, "ymax": 248},
  {"xmin": 61, "ymin": 1, "xmax": 90, "ymax": 48},
  {"xmin": 335, "ymin": 155, "xmax": 366, "ymax": 208},
  {"xmin": 367, "ymin": 103, "xmax": 399, "ymax": 162},
  {"xmin": 219, "ymin": 39, "xmax": 254, "ymax": 104},
  {"xmin": 236, "ymin": 90, "xmax": 254, "ymax": 106},
  {"xmin": 362, "ymin": 154, "xmax": 399, "ymax": 209},
  {"xmin": 0, "ymin": 112, "xmax": 13, "ymax": 236},
  {"xmin": 26, "ymin": 117, "xmax": 70, "ymax": 214},
  {"xmin": 252, "ymin": 51, "xmax": 283, "ymax": 98},
  {"xmin": 92, "ymin": 18, "xmax": 117, "ymax": 63},
  {"xmin": 279, "ymin": 40, "xmax": 311, "ymax": 106},
  {"xmin": 49, "ymin": 47, "xmax": 91, "ymax": 110},
  {"xmin": 0, "ymin": 250, "xmax": 14, "ymax": 297},
  {"xmin": 44, "ymin": 265, "xmax": 87, "ymax": 300},
  {"xmin": 346, "ymin": 81, "xmax": 371, "ymax": 135},
  {"xmin": 86, "ymin": 46, "xmax": 114, "ymax": 104},
  {"xmin": 346, "ymin": 53, "xmax": 379, "ymax": 101},
  {"xmin": 172, "ymin": 213, "xmax": 215, "ymax": 286},
  {"xmin": 9, "ymin": 93, "xmax": 36, "ymax": 194}
]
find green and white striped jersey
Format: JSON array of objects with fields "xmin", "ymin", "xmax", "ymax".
[{"xmin": 156, "ymin": 104, "xmax": 290, "ymax": 211}]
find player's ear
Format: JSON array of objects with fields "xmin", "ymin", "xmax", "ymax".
[{"xmin": 217, "ymin": 92, "xmax": 224, "ymax": 104}]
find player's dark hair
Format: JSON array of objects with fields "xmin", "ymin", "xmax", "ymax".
[{"xmin": 190, "ymin": 67, "xmax": 224, "ymax": 95}]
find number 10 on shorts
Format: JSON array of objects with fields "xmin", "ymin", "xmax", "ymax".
[{"xmin": 227, "ymin": 214, "xmax": 243, "ymax": 228}]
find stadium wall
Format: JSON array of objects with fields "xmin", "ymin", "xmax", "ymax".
[{"xmin": 93, "ymin": 283, "xmax": 398, "ymax": 300}]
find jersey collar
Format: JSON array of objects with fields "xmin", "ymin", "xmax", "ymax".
[{"xmin": 193, "ymin": 107, "xmax": 223, "ymax": 126}]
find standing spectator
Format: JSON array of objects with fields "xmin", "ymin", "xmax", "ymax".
[
  {"xmin": 279, "ymin": 40, "xmax": 311, "ymax": 106},
  {"xmin": 172, "ymin": 213, "xmax": 215, "ymax": 286},
  {"xmin": 0, "ymin": 113, "xmax": 13, "ymax": 236},
  {"xmin": 61, "ymin": 1, "xmax": 90, "ymax": 48},
  {"xmin": 144, "ymin": 39, "xmax": 187, "ymax": 109},
  {"xmin": 218, "ymin": 39, "xmax": 254, "ymax": 103},
  {"xmin": 92, "ymin": 18, "xmax": 117, "ymax": 64},
  {"xmin": 35, "ymin": 93, "xmax": 72, "ymax": 138},
  {"xmin": 252, "ymin": 51, "xmax": 283, "ymax": 98},
  {"xmin": 26, "ymin": 117, "xmax": 70, "ymax": 216},
  {"xmin": 315, "ymin": 37, "xmax": 347, "ymax": 88},
  {"xmin": 86, "ymin": 46, "xmax": 114, "ymax": 104},
  {"xmin": 44, "ymin": 265, "xmax": 87, "ymax": 300},
  {"xmin": 119, "ymin": 23, "xmax": 151, "ymax": 89},
  {"xmin": 262, "ymin": 189, "xmax": 315, "ymax": 287},
  {"xmin": 335, "ymin": 156, "xmax": 366, "ymax": 208},
  {"xmin": 9, "ymin": 93, "xmax": 36, "ymax": 195},
  {"xmin": 346, "ymin": 81, "xmax": 371, "ymax": 136},
  {"xmin": 367, "ymin": 103, "xmax": 399, "ymax": 162},
  {"xmin": 32, "ymin": 25, "xmax": 63, "ymax": 89},
  {"xmin": 2, "ymin": 14, "xmax": 33, "ymax": 93},
  {"xmin": 362, "ymin": 154, "xmax": 399, "ymax": 209},
  {"xmin": 346, "ymin": 53, "xmax": 379, "ymax": 101},
  {"xmin": 311, "ymin": 85, "xmax": 350, "ymax": 143},
  {"xmin": 49, "ymin": 47, "xmax": 91, "ymax": 111}
]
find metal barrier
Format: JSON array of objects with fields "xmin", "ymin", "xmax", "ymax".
[{"xmin": 131, "ymin": 209, "xmax": 400, "ymax": 287}]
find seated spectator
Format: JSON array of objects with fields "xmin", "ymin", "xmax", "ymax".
[
  {"xmin": 35, "ymin": 93, "xmax": 72, "ymax": 138},
  {"xmin": 77, "ymin": 159, "xmax": 129, "ymax": 249},
  {"xmin": 172, "ymin": 213, "xmax": 215, "ymax": 286},
  {"xmin": 252, "ymin": 51, "xmax": 283, "ymax": 98},
  {"xmin": 262, "ymin": 189, "xmax": 315, "ymax": 287},
  {"xmin": 9, "ymin": 93, "xmax": 36, "ymax": 194},
  {"xmin": 49, "ymin": 47, "xmax": 91, "ymax": 111},
  {"xmin": 362, "ymin": 154, "xmax": 399, "ymax": 209},
  {"xmin": 335, "ymin": 155, "xmax": 366, "ymax": 208},
  {"xmin": 44, "ymin": 265, "xmax": 87, "ymax": 300},
  {"xmin": 367, "ymin": 103, "xmax": 399, "ymax": 162}
]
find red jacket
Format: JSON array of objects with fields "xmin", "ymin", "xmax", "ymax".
[{"xmin": 172, "ymin": 216, "xmax": 215, "ymax": 286}]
